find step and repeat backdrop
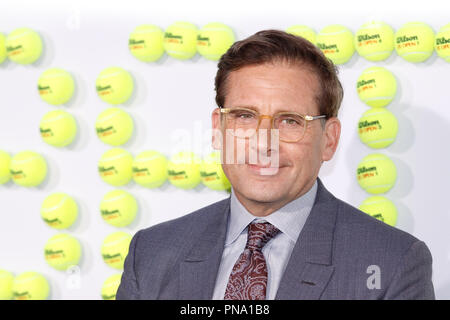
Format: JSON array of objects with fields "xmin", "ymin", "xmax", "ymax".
[{"xmin": 0, "ymin": 0, "xmax": 449, "ymax": 299}]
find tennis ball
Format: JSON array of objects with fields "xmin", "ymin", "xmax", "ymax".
[
  {"xmin": 44, "ymin": 233, "xmax": 82, "ymax": 271},
  {"xmin": 316, "ymin": 24, "xmax": 355, "ymax": 65},
  {"xmin": 0, "ymin": 270, "xmax": 14, "ymax": 300},
  {"xmin": 95, "ymin": 107, "xmax": 134, "ymax": 146},
  {"xmin": 12, "ymin": 271, "xmax": 49, "ymax": 300},
  {"xmin": 359, "ymin": 195, "xmax": 398, "ymax": 227},
  {"xmin": 286, "ymin": 25, "xmax": 317, "ymax": 44},
  {"xmin": 200, "ymin": 151, "xmax": 231, "ymax": 191},
  {"xmin": 96, "ymin": 67, "xmax": 134, "ymax": 105},
  {"xmin": 0, "ymin": 33, "xmax": 6, "ymax": 64},
  {"xmin": 357, "ymin": 153, "xmax": 397, "ymax": 194},
  {"xmin": 395, "ymin": 22, "xmax": 435, "ymax": 63},
  {"xmin": 101, "ymin": 232, "xmax": 132, "ymax": 270},
  {"xmin": 40, "ymin": 110, "xmax": 77, "ymax": 147},
  {"xmin": 129, "ymin": 24, "xmax": 165, "ymax": 62},
  {"xmin": 435, "ymin": 23, "xmax": 450, "ymax": 62},
  {"xmin": 197, "ymin": 22, "xmax": 235, "ymax": 61},
  {"xmin": 10, "ymin": 151, "xmax": 47, "ymax": 187},
  {"xmin": 98, "ymin": 148, "xmax": 133, "ymax": 186},
  {"xmin": 355, "ymin": 21, "xmax": 395, "ymax": 61},
  {"xmin": 0, "ymin": 150, "xmax": 11, "ymax": 184},
  {"xmin": 100, "ymin": 189, "xmax": 137, "ymax": 227},
  {"xmin": 358, "ymin": 108, "xmax": 398, "ymax": 149},
  {"xmin": 41, "ymin": 193, "xmax": 78, "ymax": 229},
  {"xmin": 37, "ymin": 68, "xmax": 75, "ymax": 105},
  {"xmin": 101, "ymin": 274, "xmax": 122, "ymax": 300},
  {"xmin": 132, "ymin": 150, "xmax": 168, "ymax": 188},
  {"xmin": 6, "ymin": 27, "xmax": 43, "ymax": 64},
  {"xmin": 163, "ymin": 21, "xmax": 198, "ymax": 60},
  {"xmin": 356, "ymin": 66, "xmax": 397, "ymax": 108},
  {"xmin": 167, "ymin": 151, "xmax": 201, "ymax": 189}
]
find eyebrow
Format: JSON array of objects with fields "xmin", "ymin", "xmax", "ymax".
[{"xmin": 229, "ymin": 105, "xmax": 316, "ymax": 115}]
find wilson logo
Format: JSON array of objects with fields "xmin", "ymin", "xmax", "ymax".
[
  {"xmin": 357, "ymin": 79, "xmax": 376, "ymax": 88},
  {"xmin": 200, "ymin": 171, "xmax": 219, "ymax": 181},
  {"xmin": 396, "ymin": 35, "xmax": 418, "ymax": 43},
  {"xmin": 197, "ymin": 35, "xmax": 211, "ymax": 46},
  {"xmin": 164, "ymin": 32, "xmax": 183, "ymax": 44},
  {"xmin": 168, "ymin": 169, "xmax": 187, "ymax": 180},
  {"xmin": 97, "ymin": 126, "xmax": 115, "ymax": 136},
  {"xmin": 40, "ymin": 128, "xmax": 53, "ymax": 137},
  {"xmin": 99, "ymin": 166, "xmax": 118, "ymax": 175},
  {"xmin": 359, "ymin": 120, "xmax": 382, "ymax": 134},
  {"xmin": 45, "ymin": 249, "xmax": 65, "ymax": 258},
  {"xmin": 43, "ymin": 218, "xmax": 62, "ymax": 226},
  {"xmin": 133, "ymin": 167, "xmax": 150, "ymax": 176},
  {"xmin": 358, "ymin": 34, "xmax": 381, "ymax": 42},
  {"xmin": 357, "ymin": 166, "xmax": 378, "ymax": 180}
]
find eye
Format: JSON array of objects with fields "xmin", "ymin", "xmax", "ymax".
[{"xmin": 281, "ymin": 118, "xmax": 300, "ymax": 125}]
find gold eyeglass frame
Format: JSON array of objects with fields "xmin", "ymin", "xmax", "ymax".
[{"xmin": 219, "ymin": 107, "xmax": 327, "ymax": 143}]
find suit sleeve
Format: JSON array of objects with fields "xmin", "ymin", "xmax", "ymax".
[
  {"xmin": 116, "ymin": 230, "xmax": 141, "ymax": 300},
  {"xmin": 383, "ymin": 240, "xmax": 435, "ymax": 300}
]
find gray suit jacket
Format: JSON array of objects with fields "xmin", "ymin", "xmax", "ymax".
[{"xmin": 117, "ymin": 179, "xmax": 435, "ymax": 300}]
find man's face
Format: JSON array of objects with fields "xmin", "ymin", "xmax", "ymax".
[{"xmin": 212, "ymin": 61, "xmax": 341, "ymax": 214}]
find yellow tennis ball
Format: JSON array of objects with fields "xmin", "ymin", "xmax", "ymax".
[
  {"xmin": 0, "ymin": 150, "xmax": 11, "ymax": 184},
  {"xmin": 95, "ymin": 107, "xmax": 134, "ymax": 146},
  {"xmin": 286, "ymin": 25, "xmax": 317, "ymax": 44},
  {"xmin": 37, "ymin": 68, "xmax": 75, "ymax": 105},
  {"xmin": 316, "ymin": 24, "xmax": 355, "ymax": 65},
  {"xmin": 41, "ymin": 193, "xmax": 78, "ymax": 229},
  {"xmin": 44, "ymin": 233, "xmax": 82, "ymax": 271},
  {"xmin": 129, "ymin": 24, "xmax": 165, "ymax": 62},
  {"xmin": 167, "ymin": 151, "xmax": 201, "ymax": 189},
  {"xmin": 357, "ymin": 153, "xmax": 397, "ymax": 194},
  {"xmin": 101, "ymin": 274, "xmax": 122, "ymax": 300},
  {"xmin": 100, "ymin": 189, "xmax": 137, "ymax": 227},
  {"xmin": 98, "ymin": 148, "xmax": 133, "ymax": 186},
  {"xmin": 163, "ymin": 21, "xmax": 198, "ymax": 60},
  {"xmin": 96, "ymin": 67, "xmax": 134, "ymax": 105},
  {"xmin": 355, "ymin": 21, "xmax": 395, "ymax": 61},
  {"xmin": 6, "ymin": 27, "xmax": 43, "ymax": 64},
  {"xmin": 101, "ymin": 232, "xmax": 132, "ymax": 270},
  {"xmin": 356, "ymin": 66, "xmax": 397, "ymax": 108},
  {"xmin": 10, "ymin": 151, "xmax": 47, "ymax": 187},
  {"xmin": 395, "ymin": 22, "xmax": 435, "ymax": 63},
  {"xmin": 40, "ymin": 110, "xmax": 77, "ymax": 147},
  {"xmin": 358, "ymin": 108, "xmax": 398, "ymax": 149},
  {"xmin": 200, "ymin": 151, "xmax": 231, "ymax": 191},
  {"xmin": 359, "ymin": 195, "xmax": 398, "ymax": 227},
  {"xmin": 132, "ymin": 150, "xmax": 168, "ymax": 188},
  {"xmin": 435, "ymin": 23, "xmax": 450, "ymax": 62},
  {"xmin": 12, "ymin": 271, "xmax": 49, "ymax": 300},
  {"xmin": 197, "ymin": 22, "xmax": 235, "ymax": 61},
  {"xmin": 0, "ymin": 270, "xmax": 14, "ymax": 300},
  {"xmin": 0, "ymin": 33, "xmax": 7, "ymax": 64}
]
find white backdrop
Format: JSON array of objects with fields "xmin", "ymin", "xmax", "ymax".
[{"xmin": 0, "ymin": 0, "xmax": 449, "ymax": 299}]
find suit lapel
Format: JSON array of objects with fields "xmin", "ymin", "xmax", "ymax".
[
  {"xmin": 275, "ymin": 179, "xmax": 337, "ymax": 300},
  {"xmin": 178, "ymin": 197, "xmax": 230, "ymax": 300}
]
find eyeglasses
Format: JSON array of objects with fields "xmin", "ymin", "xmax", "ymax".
[{"xmin": 220, "ymin": 107, "xmax": 327, "ymax": 142}]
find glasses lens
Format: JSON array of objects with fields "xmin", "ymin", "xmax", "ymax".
[
  {"xmin": 274, "ymin": 113, "xmax": 306, "ymax": 141},
  {"xmin": 225, "ymin": 109, "xmax": 258, "ymax": 138}
]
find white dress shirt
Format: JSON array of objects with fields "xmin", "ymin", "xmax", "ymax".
[{"xmin": 212, "ymin": 179, "xmax": 318, "ymax": 300}]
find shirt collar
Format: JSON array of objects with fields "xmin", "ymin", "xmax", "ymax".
[{"xmin": 226, "ymin": 179, "xmax": 318, "ymax": 245}]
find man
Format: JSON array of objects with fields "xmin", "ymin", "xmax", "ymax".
[{"xmin": 117, "ymin": 30, "xmax": 434, "ymax": 300}]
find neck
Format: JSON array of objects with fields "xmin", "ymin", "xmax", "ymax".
[{"xmin": 233, "ymin": 179, "xmax": 316, "ymax": 217}]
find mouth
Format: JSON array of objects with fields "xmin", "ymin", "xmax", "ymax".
[{"xmin": 246, "ymin": 163, "xmax": 285, "ymax": 176}]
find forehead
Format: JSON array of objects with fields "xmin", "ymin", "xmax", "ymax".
[{"xmin": 224, "ymin": 61, "xmax": 320, "ymax": 114}]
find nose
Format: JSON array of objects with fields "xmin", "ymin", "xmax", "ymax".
[{"xmin": 253, "ymin": 116, "xmax": 274, "ymax": 165}]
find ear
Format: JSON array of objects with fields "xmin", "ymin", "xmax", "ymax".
[
  {"xmin": 211, "ymin": 108, "xmax": 223, "ymax": 150},
  {"xmin": 321, "ymin": 117, "xmax": 341, "ymax": 162}
]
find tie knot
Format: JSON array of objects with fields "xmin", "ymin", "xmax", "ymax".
[{"xmin": 245, "ymin": 222, "xmax": 280, "ymax": 251}]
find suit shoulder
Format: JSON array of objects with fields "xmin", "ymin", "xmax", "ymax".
[
  {"xmin": 335, "ymin": 198, "xmax": 420, "ymax": 252},
  {"xmin": 135, "ymin": 196, "xmax": 230, "ymax": 244}
]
